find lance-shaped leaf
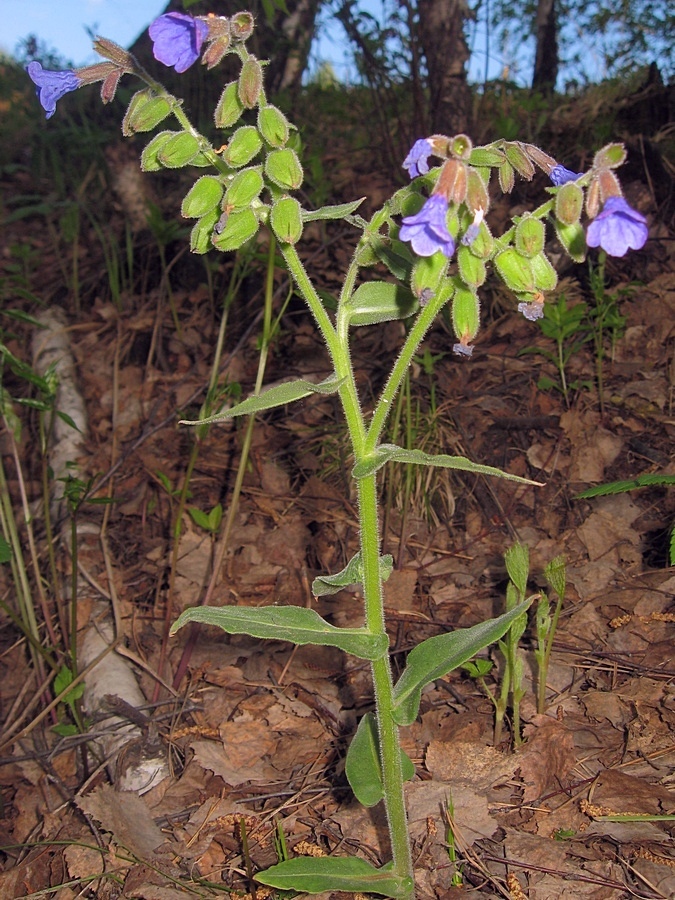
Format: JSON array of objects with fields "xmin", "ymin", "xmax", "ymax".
[
  {"xmin": 179, "ymin": 374, "xmax": 344, "ymax": 426},
  {"xmin": 255, "ymin": 857, "xmax": 412, "ymax": 898},
  {"xmin": 392, "ymin": 600, "xmax": 532, "ymax": 725},
  {"xmin": 170, "ymin": 605, "xmax": 388, "ymax": 660},
  {"xmin": 312, "ymin": 552, "xmax": 393, "ymax": 597},
  {"xmin": 346, "ymin": 712, "xmax": 415, "ymax": 807},
  {"xmin": 302, "ymin": 198, "xmax": 365, "ymax": 221},
  {"xmin": 352, "ymin": 444, "xmax": 542, "ymax": 484},
  {"xmin": 348, "ymin": 282, "xmax": 418, "ymax": 327}
]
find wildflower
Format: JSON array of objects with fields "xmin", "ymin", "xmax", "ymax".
[
  {"xmin": 461, "ymin": 208, "xmax": 485, "ymax": 246},
  {"xmin": 550, "ymin": 165, "xmax": 582, "ymax": 186},
  {"xmin": 586, "ymin": 196, "xmax": 648, "ymax": 257},
  {"xmin": 518, "ymin": 300, "xmax": 545, "ymax": 321},
  {"xmin": 403, "ymin": 139, "xmax": 433, "ymax": 179},
  {"xmin": 400, "ymin": 194, "xmax": 455, "ymax": 258},
  {"xmin": 149, "ymin": 12, "xmax": 210, "ymax": 73},
  {"xmin": 452, "ymin": 341, "xmax": 474, "ymax": 357},
  {"xmin": 26, "ymin": 61, "xmax": 81, "ymax": 119}
]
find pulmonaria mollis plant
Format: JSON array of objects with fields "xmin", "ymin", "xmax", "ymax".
[{"xmin": 27, "ymin": 12, "xmax": 648, "ymax": 899}]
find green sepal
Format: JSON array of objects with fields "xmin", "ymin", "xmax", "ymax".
[
  {"xmin": 467, "ymin": 221, "xmax": 494, "ymax": 259},
  {"xmin": 392, "ymin": 599, "xmax": 533, "ymax": 725},
  {"xmin": 223, "ymin": 126, "xmax": 263, "ymax": 168},
  {"xmin": 302, "ymin": 198, "xmax": 365, "ymax": 222},
  {"xmin": 255, "ymin": 857, "xmax": 412, "ymax": 898},
  {"xmin": 179, "ymin": 374, "xmax": 345, "ymax": 426},
  {"xmin": 158, "ymin": 132, "xmax": 201, "ymax": 168},
  {"xmin": 554, "ymin": 219, "xmax": 587, "ymax": 263},
  {"xmin": 211, "ymin": 208, "xmax": 260, "ymax": 252},
  {"xmin": 258, "ymin": 103, "xmax": 290, "ymax": 147},
  {"xmin": 555, "ymin": 181, "xmax": 584, "ymax": 226},
  {"xmin": 352, "ymin": 444, "xmax": 541, "ymax": 484},
  {"xmin": 140, "ymin": 131, "xmax": 176, "ymax": 172},
  {"xmin": 346, "ymin": 712, "xmax": 415, "ymax": 807},
  {"xmin": 593, "ymin": 142, "xmax": 627, "ymax": 170},
  {"xmin": 265, "ymin": 148, "xmax": 304, "ymax": 190},
  {"xmin": 515, "ymin": 216, "xmax": 545, "ymax": 258},
  {"xmin": 238, "ymin": 55, "xmax": 263, "ymax": 108},
  {"xmin": 181, "ymin": 176, "xmax": 224, "ymax": 219},
  {"xmin": 122, "ymin": 88, "xmax": 172, "ymax": 136},
  {"xmin": 411, "ymin": 251, "xmax": 448, "ymax": 299},
  {"xmin": 495, "ymin": 248, "xmax": 536, "ymax": 293},
  {"xmin": 457, "ymin": 245, "xmax": 486, "ymax": 288},
  {"xmin": 531, "ymin": 252, "xmax": 558, "ymax": 291},
  {"xmin": 499, "ymin": 160, "xmax": 515, "ymax": 194},
  {"xmin": 451, "ymin": 281, "xmax": 481, "ymax": 341},
  {"xmin": 270, "ymin": 195, "xmax": 303, "ymax": 244},
  {"xmin": 468, "ymin": 147, "xmax": 505, "ymax": 167},
  {"xmin": 504, "ymin": 142, "xmax": 535, "ymax": 179},
  {"xmin": 170, "ymin": 605, "xmax": 388, "ymax": 661},
  {"xmin": 347, "ymin": 282, "xmax": 418, "ymax": 326},
  {"xmin": 224, "ymin": 166, "xmax": 264, "ymax": 209},
  {"xmin": 215, "ymin": 81, "xmax": 244, "ymax": 128},
  {"xmin": 312, "ymin": 552, "xmax": 393, "ymax": 597},
  {"xmin": 190, "ymin": 209, "xmax": 220, "ymax": 254}
]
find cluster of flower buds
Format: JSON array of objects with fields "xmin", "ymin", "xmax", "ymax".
[{"xmin": 396, "ymin": 134, "xmax": 648, "ymax": 355}]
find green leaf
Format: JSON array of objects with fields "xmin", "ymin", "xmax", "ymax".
[
  {"xmin": 255, "ymin": 856, "xmax": 412, "ymax": 898},
  {"xmin": 179, "ymin": 374, "xmax": 345, "ymax": 426},
  {"xmin": 170, "ymin": 605, "xmax": 389, "ymax": 660},
  {"xmin": 544, "ymin": 554, "xmax": 566, "ymax": 599},
  {"xmin": 348, "ymin": 282, "xmax": 418, "ymax": 327},
  {"xmin": 504, "ymin": 542, "xmax": 529, "ymax": 597},
  {"xmin": 302, "ymin": 198, "xmax": 365, "ymax": 222},
  {"xmin": 392, "ymin": 600, "xmax": 532, "ymax": 725},
  {"xmin": 575, "ymin": 474, "xmax": 675, "ymax": 499},
  {"xmin": 346, "ymin": 713, "xmax": 415, "ymax": 807},
  {"xmin": 312, "ymin": 552, "xmax": 393, "ymax": 597},
  {"xmin": 0, "ymin": 533, "xmax": 11, "ymax": 564},
  {"xmin": 352, "ymin": 444, "xmax": 541, "ymax": 485}
]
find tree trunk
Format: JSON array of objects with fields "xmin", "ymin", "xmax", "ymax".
[
  {"xmin": 532, "ymin": 0, "xmax": 558, "ymax": 93},
  {"xmin": 127, "ymin": 0, "xmax": 321, "ymax": 124},
  {"xmin": 417, "ymin": 0, "xmax": 472, "ymax": 135}
]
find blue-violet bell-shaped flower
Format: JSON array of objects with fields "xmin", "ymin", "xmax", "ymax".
[
  {"xmin": 26, "ymin": 61, "xmax": 81, "ymax": 119},
  {"xmin": 400, "ymin": 194, "xmax": 455, "ymax": 258},
  {"xmin": 149, "ymin": 13, "xmax": 210, "ymax": 73},
  {"xmin": 550, "ymin": 164, "xmax": 582, "ymax": 186},
  {"xmin": 403, "ymin": 139, "xmax": 433, "ymax": 179},
  {"xmin": 586, "ymin": 196, "xmax": 648, "ymax": 257}
]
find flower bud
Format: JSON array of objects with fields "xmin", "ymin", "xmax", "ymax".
[
  {"xmin": 202, "ymin": 34, "xmax": 231, "ymax": 69},
  {"xmin": 223, "ymin": 125, "xmax": 263, "ymax": 167},
  {"xmin": 504, "ymin": 142, "xmax": 535, "ymax": 180},
  {"xmin": 495, "ymin": 248, "xmax": 535, "ymax": 293},
  {"xmin": 593, "ymin": 142, "xmax": 627, "ymax": 170},
  {"xmin": 181, "ymin": 175, "xmax": 224, "ymax": 218},
  {"xmin": 100, "ymin": 68, "xmax": 122, "ymax": 105},
  {"xmin": 258, "ymin": 104, "xmax": 290, "ymax": 147},
  {"xmin": 451, "ymin": 280, "xmax": 481, "ymax": 345},
  {"xmin": 158, "ymin": 131, "xmax": 201, "ymax": 168},
  {"xmin": 515, "ymin": 215, "xmax": 545, "ymax": 258},
  {"xmin": 265, "ymin": 148, "xmax": 303, "ymax": 190},
  {"xmin": 554, "ymin": 180, "xmax": 584, "ymax": 225},
  {"xmin": 122, "ymin": 88, "xmax": 172, "ymax": 136},
  {"xmin": 586, "ymin": 178, "xmax": 601, "ymax": 219},
  {"xmin": 466, "ymin": 168, "xmax": 489, "ymax": 214},
  {"xmin": 457, "ymin": 245, "xmax": 486, "ymax": 288},
  {"xmin": 595, "ymin": 167, "xmax": 621, "ymax": 202},
  {"xmin": 270, "ymin": 196, "xmax": 303, "ymax": 244},
  {"xmin": 239, "ymin": 56, "xmax": 263, "ymax": 108},
  {"xmin": 230, "ymin": 12, "xmax": 255, "ymax": 41},
  {"xmin": 435, "ymin": 158, "xmax": 467, "ymax": 205},
  {"xmin": 92, "ymin": 37, "xmax": 136, "ymax": 70},
  {"xmin": 522, "ymin": 144, "xmax": 556, "ymax": 175},
  {"xmin": 215, "ymin": 81, "xmax": 244, "ymax": 128},
  {"xmin": 225, "ymin": 166, "xmax": 264, "ymax": 208},
  {"xmin": 212, "ymin": 208, "xmax": 260, "ymax": 251},
  {"xmin": 449, "ymin": 134, "xmax": 473, "ymax": 161},
  {"xmin": 498, "ymin": 161, "xmax": 515, "ymax": 194}
]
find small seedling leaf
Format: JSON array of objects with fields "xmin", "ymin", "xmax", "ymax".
[
  {"xmin": 392, "ymin": 600, "xmax": 532, "ymax": 725},
  {"xmin": 352, "ymin": 445, "xmax": 541, "ymax": 485},
  {"xmin": 504, "ymin": 542, "xmax": 529, "ymax": 596},
  {"xmin": 544, "ymin": 554, "xmax": 566, "ymax": 599},
  {"xmin": 170, "ymin": 605, "xmax": 389, "ymax": 660},
  {"xmin": 255, "ymin": 856, "xmax": 412, "ymax": 898},
  {"xmin": 179, "ymin": 374, "xmax": 345, "ymax": 425}
]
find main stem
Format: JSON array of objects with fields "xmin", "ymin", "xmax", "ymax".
[{"xmin": 359, "ymin": 473, "xmax": 414, "ymax": 895}]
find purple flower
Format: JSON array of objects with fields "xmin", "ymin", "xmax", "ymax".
[
  {"xmin": 400, "ymin": 194, "xmax": 455, "ymax": 258},
  {"xmin": 26, "ymin": 61, "xmax": 81, "ymax": 119},
  {"xmin": 452, "ymin": 341, "xmax": 474, "ymax": 357},
  {"xmin": 518, "ymin": 300, "xmax": 545, "ymax": 321},
  {"xmin": 461, "ymin": 208, "xmax": 485, "ymax": 247},
  {"xmin": 550, "ymin": 165, "xmax": 581, "ymax": 186},
  {"xmin": 149, "ymin": 13, "xmax": 210, "ymax": 73},
  {"xmin": 586, "ymin": 196, "xmax": 648, "ymax": 257},
  {"xmin": 403, "ymin": 139, "xmax": 433, "ymax": 179}
]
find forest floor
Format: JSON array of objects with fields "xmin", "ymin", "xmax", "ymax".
[{"xmin": 0, "ymin": 76, "xmax": 674, "ymax": 900}]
